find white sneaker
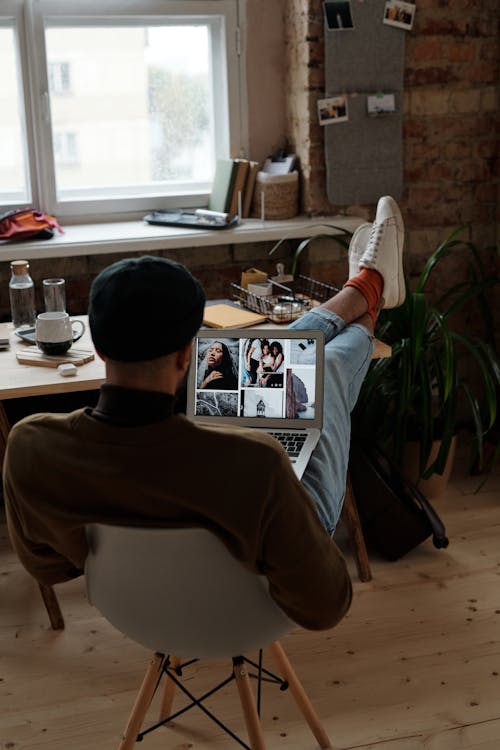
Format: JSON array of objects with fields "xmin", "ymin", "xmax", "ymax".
[
  {"xmin": 359, "ymin": 196, "xmax": 405, "ymax": 308},
  {"xmin": 348, "ymin": 223, "xmax": 372, "ymax": 279}
]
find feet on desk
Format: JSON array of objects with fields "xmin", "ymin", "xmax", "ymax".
[
  {"xmin": 359, "ymin": 196, "xmax": 405, "ymax": 309},
  {"xmin": 348, "ymin": 223, "xmax": 371, "ymax": 280},
  {"xmin": 347, "ymin": 197, "xmax": 405, "ymax": 310}
]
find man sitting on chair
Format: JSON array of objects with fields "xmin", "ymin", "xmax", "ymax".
[{"xmin": 4, "ymin": 196, "xmax": 404, "ymax": 631}]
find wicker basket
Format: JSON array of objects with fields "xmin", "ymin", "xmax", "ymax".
[
  {"xmin": 230, "ymin": 275, "xmax": 339, "ymax": 322},
  {"xmin": 251, "ymin": 171, "xmax": 299, "ymax": 220}
]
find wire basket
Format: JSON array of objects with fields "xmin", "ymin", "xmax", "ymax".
[{"xmin": 230, "ymin": 274, "xmax": 339, "ymax": 322}]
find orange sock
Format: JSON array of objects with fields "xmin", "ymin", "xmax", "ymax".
[{"xmin": 343, "ymin": 269, "xmax": 383, "ymax": 325}]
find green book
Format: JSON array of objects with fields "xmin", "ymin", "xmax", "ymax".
[{"xmin": 208, "ymin": 159, "xmax": 238, "ymax": 213}]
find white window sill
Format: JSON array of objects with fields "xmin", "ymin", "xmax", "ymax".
[{"xmin": 0, "ymin": 215, "xmax": 363, "ymax": 261}]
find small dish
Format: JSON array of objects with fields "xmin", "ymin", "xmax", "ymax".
[{"xmin": 15, "ymin": 327, "xmax": 37, "ymax": 344}]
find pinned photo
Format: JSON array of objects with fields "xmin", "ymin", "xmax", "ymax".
[
  {"xmin": 367, "ymin": 92, "xmax": 396, "ymax": 116},
  {"xmin": 324, "ymin": 1, "xmax": 354, "ymax": 30},
  {"xmin": 318, "ymin": 95, "xmax": 349, "ymax": 125},
  {"xmin": 383, "ymin": 0, "xmax": 416, "ymax": 30}
]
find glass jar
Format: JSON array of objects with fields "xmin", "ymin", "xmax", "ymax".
[{"xmin": 9, "ymin": 259, "xmax": 36, "ymax": 330}]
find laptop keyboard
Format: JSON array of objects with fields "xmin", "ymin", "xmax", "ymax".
[{"xmin": 268, "ymin": 431, "xmax": 307, "ymax": 461}]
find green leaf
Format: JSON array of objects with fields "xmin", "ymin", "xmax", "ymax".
[{"xmin": 416, "ymin": 226, "xmax": 468, "ymax": 293}]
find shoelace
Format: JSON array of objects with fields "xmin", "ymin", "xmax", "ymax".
[{"xmin": 363, "ymin": 222, "xmax": 384, "ymax": 264}]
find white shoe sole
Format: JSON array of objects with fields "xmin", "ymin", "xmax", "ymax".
[{"xmin": 361, "ymin": 196, "xmax": 405, "ymax": 309}]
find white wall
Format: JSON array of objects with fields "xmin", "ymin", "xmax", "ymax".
[{"xmin": 245, "ymin": 0, "xmax": 287, "ymax": 164}]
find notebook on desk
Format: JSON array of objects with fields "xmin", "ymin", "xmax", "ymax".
[{"xmin": 186, "ymin": 328, "xmax": 325, "ymax": 479}]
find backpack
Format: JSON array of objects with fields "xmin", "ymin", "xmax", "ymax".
[
  {"xmin": 0, "ymin": 208, "xmax": 63, "ymax": 242},
  {"xmin": 349, "ymin": 441, "xmax": 449, "ymax": 560}
]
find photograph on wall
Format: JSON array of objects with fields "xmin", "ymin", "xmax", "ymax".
[
  {"xmin": 324, "ymin": 1, "xmax": 354, "ymax": 30},
  {"xmin": 383, "ymin": 0, "xmax": 416, "ymax": 30},
  {"xmin": 367, "ymin": 92, "xmax": 396, "ymax": 116},
  {"xmin": 317, "ymin": 95, "xmax": 349, "ymax": 125}
]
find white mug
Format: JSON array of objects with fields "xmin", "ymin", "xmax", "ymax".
[{"xmin": 35, "ymin": 312, "xmax": 85, "ymax": 355}]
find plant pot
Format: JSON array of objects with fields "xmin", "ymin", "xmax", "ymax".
[{"xmin": 401, "ymin": 436, "xmax": 457, "ymax": 500}]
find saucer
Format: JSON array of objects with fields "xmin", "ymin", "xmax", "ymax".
[{"xmin": 15, "ymin": 327, "xmax": 37, "ymax": 344}]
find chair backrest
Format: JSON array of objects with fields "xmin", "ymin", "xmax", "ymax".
[{"xmin": 85, "ymin": 524, "xmax": 294, "ymax": 658}]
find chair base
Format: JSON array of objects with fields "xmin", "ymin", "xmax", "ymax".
[{"xmin": 118, "ymin": 642, "xmax": 332, "ymax": 750}]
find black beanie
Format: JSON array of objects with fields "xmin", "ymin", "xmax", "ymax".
[{"xmin": 88, "ymin": 256, "xmax": 205, "ymax": 362}]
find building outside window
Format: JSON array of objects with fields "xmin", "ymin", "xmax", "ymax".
[
  {"xmin": 0, "ymin": 0, "xmax": 245, "ymax": 221},
  {"xmin": 53, "ymin": 132, "xmax": 78, "ymax": 166},
  {"xmin": 48, "ymin": 61, "xmax": 71, "ymax": 95}
]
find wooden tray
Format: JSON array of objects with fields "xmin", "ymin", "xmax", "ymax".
[{"xmin": 16, "ymin": 348, "xmax": 95, "ymax": 368}]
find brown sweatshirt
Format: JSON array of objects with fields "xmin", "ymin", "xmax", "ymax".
[{"xmin": 3, "ymin": 404, "xmax": 352, "ymax": 631}]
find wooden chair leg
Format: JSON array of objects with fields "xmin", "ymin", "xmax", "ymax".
[
  {"xmin": 158, "ymin": 656, "xmax": 181, "ymax": 722},
  {"xmin": 342, "ymin": 473, "xmax": 372, "ymax": 582},
  {"xmin": 119, "ymin": 653, "xmax": 165, "ymax": 750},
  {"xmin": 0, "ymin": 401, "xmax": 11, "ymax": 467},
  {"xmin": 233, "ymin": 658, "xmax": 267, "ymax": 750},
  {"xmin": 268, "ymin": 641, "xmax": 331, "ymax": 749},
  {"xmin": 38, "ymin": 583, "xmax": 65, "ymax": 630}
]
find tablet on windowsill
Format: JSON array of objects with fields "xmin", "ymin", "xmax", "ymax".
[{"xmin": 144, "ymin": 211, "xmax": 239, "ymax": 230}]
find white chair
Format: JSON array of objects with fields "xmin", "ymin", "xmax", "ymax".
[{"xmin": 85, "ymin": 524, "xmax": 332, "ymax": 750}]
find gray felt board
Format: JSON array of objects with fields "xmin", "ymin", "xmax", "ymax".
[{"xmin": 323, "ymin": 0, "xmax": 406, "ymax": 205}]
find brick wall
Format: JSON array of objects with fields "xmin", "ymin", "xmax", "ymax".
[
  {"xmin": 285, "ymin": 0, "xmax": 499, "ymax": 269},
  {"xmin": 1, "ymin": 239, "xmax": 317, "ymax": 319}
]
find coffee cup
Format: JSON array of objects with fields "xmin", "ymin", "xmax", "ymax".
[{"xmin": 35, "ymin": 312, "xmax": 85, "ymax": 355}]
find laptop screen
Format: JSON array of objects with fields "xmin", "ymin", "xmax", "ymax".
[{"xmin": 186, "ymin": 328, "xmax": 324, "ymax": 429}]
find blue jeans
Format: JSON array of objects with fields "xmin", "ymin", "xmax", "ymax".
[{"xmin": 289, "ymin": 308, "xmax": 373, "ymax": 534}]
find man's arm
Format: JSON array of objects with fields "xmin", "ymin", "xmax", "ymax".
[
  {"xmin": 258, "ymin": 452, "xmax": 352, "ymax": 631},
  {"xmin": 3, "ymin": 431, "xmax": 84, "ymax": 585},
  {"xmin": 4, "ymin": 486, "xmax": 83, "ymax": 584}
]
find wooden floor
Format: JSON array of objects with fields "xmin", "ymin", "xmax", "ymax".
[{"xmin": 1, "ymin": 460, "xmax": 500, "ymax": 750}]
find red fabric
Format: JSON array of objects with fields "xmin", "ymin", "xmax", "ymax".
[
  {"xmin": 343, "ymin": 268, "xmax": 383, "ymax": 324},
  {"xmin": 0, "ymin": 209, "xmax": 63, "ymax": 241}
]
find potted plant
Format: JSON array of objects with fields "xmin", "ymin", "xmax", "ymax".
[{"xmin": 351, "ymin": 226, "xmax": 499, "ymax": 493}]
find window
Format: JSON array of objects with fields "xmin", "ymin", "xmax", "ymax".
[
  {"xmin": 48, "ymin": 61, "xmax": 72, "ymax": 95},
  {"xmin": 53, "ymin": 132, "xmax": 79, "ymax": 166},
  {"xmin": 0, "ymin": 21, "xmax": 30, "ymax": 204},
  {"xmin": 1, "ymin": 1, "xmax": 245, "ymax": 221}
]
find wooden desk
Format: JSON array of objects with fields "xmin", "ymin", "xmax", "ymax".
[
  {"xmin": 0, "ymin": 316, "xmax": 103, "ymax": 463},
  {"xmin": 0, "ymin": 316, "xmax": 103, "ymax": 631},
  {"xmin": 0, "ymin": 316, "xmax": 104, "ymax": 401}
]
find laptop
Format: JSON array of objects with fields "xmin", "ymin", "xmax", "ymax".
[{"xmin": 186, "ymin": 328, "xmax": 325, "ymax": 478}]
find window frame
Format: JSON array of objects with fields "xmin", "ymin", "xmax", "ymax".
[{"xmin": 3, "ymin": 0, "xmax": 246, "ymax": 222}]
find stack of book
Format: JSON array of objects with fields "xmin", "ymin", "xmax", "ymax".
[{"xmin": 208, "ymin": 158, "xmax": 260, "ymax": 219}]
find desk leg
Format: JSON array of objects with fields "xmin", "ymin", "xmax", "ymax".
[
  {"xmin": 0, "ymin": 401, "xmax": 10, "ymax": 467},
  {"xmin": 342, "ymin": 473, "xmax": 372, "ymax": 582},
  {"xmin": 1, "ymin": 401, "xmax": 65, "ymax": 630}
]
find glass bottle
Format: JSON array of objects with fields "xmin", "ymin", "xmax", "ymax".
[{"xmin": 9, "ymin": 260, "xmax": 36, "ymax": 331}]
